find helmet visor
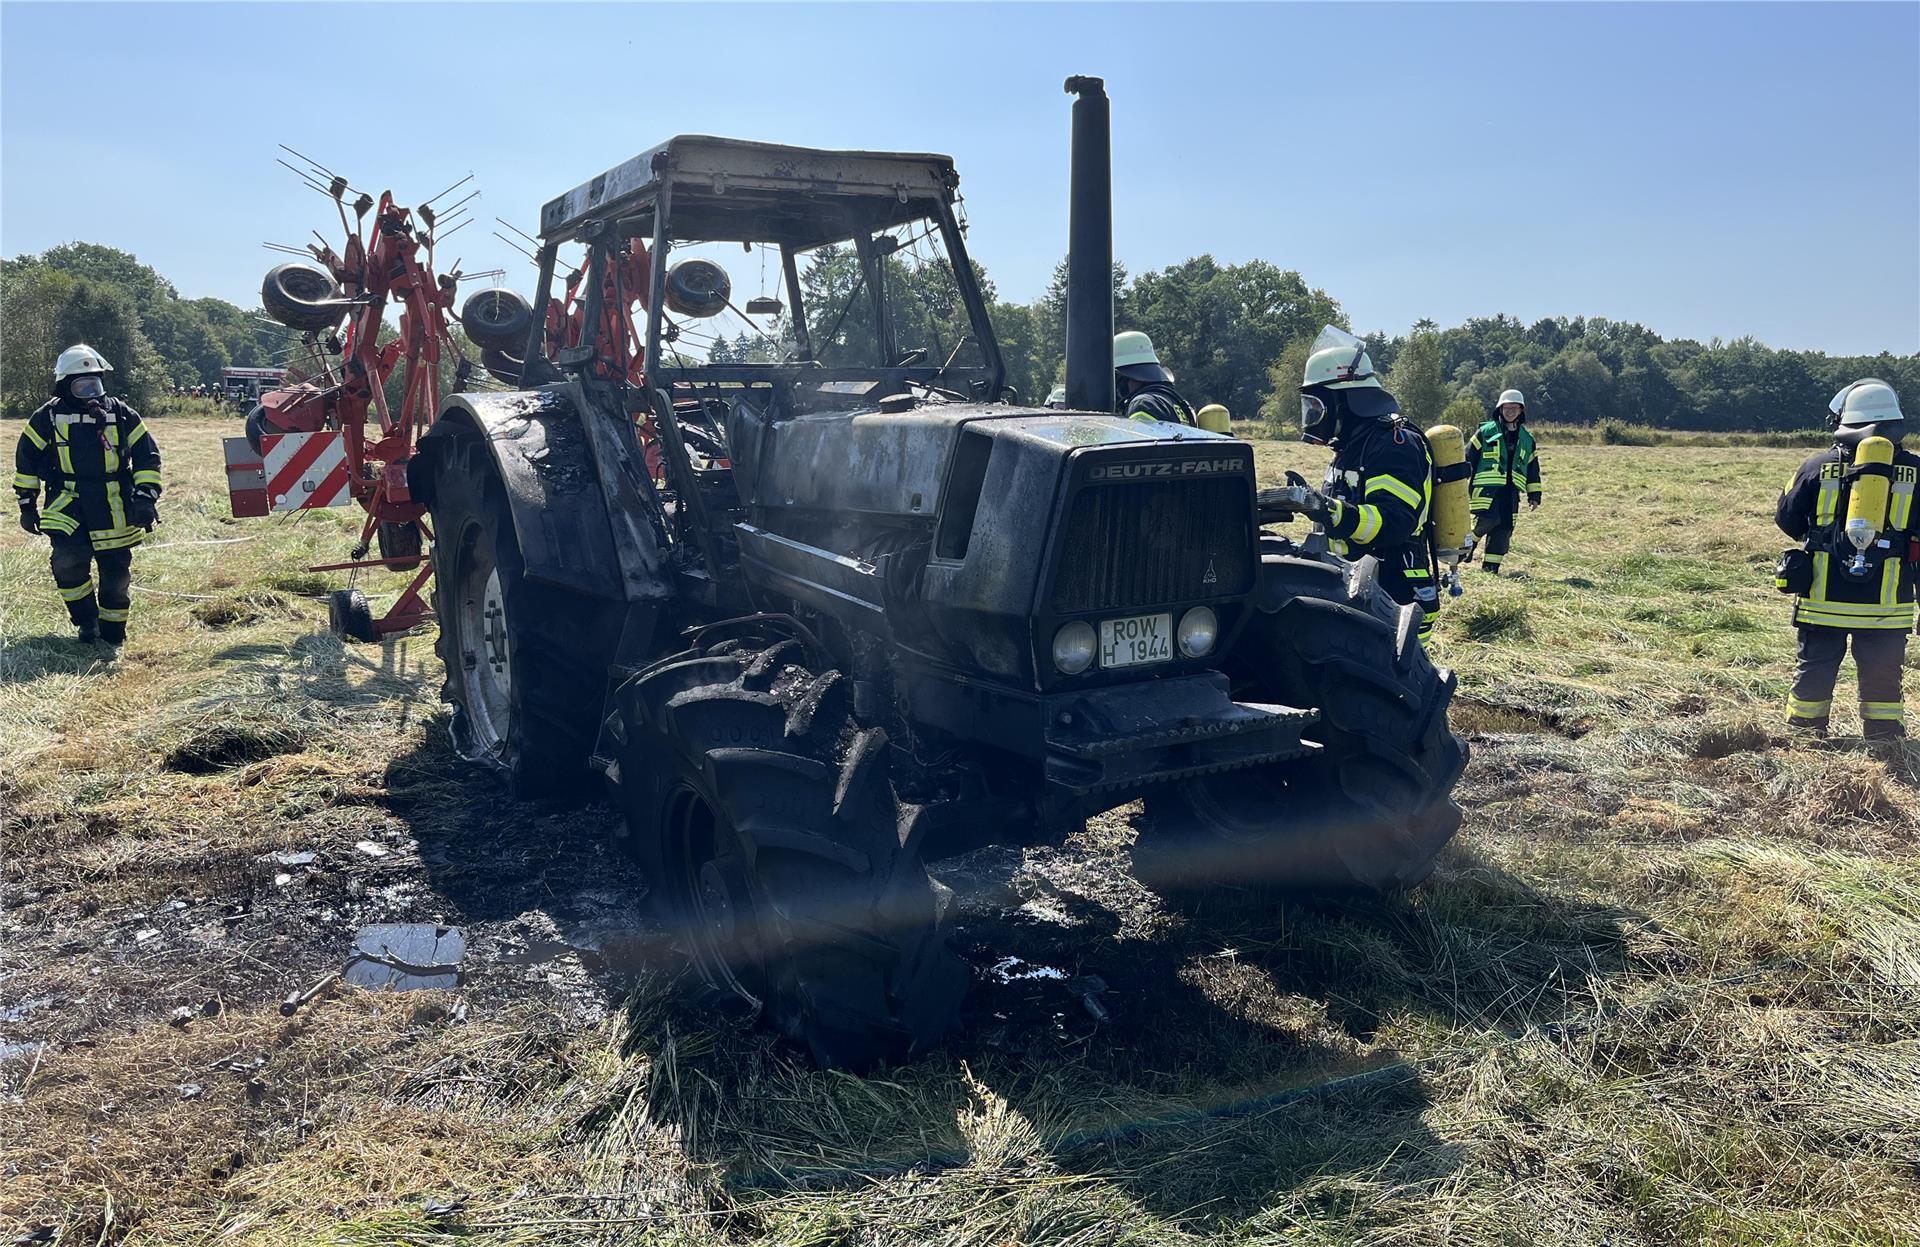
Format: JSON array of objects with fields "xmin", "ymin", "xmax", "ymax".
[
  {"xmin": 1308, "ymin": 324, "xmax": 1373, "ymax": 385},
  {"xmin": 70, "ymin": 376, "xmax": 105, "ymax": 400}
]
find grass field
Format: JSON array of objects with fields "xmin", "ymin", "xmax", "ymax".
[{"xmin": 4, "ymin": 417, "xmax": 1918, "ymax": 1246}]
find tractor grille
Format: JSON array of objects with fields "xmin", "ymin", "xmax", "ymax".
[{"xmin": 1049, "ymin": 477, "xmax": 1254, "ymax": 613}]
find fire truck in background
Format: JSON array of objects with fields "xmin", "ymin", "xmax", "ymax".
[{"xmin": 221, "ymin": 366, "xmax": 288, "ymax": 407}]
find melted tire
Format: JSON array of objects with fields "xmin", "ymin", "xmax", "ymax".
[
  {"xmin": 425, "ymin": 432, "xmax": 624, "ymax": 801},
  {"xmin": 606, "ymin": 643, "xmax": 967, "ymax": 1070},
  {"xmin": 1137, "ymin": 554, "xmax": 1467, "ymax": 898}
]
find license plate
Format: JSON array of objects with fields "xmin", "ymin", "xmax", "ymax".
[{"xmin": 1100, "ymin": 612, "xmax": 1173, "ymax": 668}]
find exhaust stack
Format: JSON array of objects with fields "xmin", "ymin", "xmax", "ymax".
[{"xmin": 1063, "ymin": 76, "xmax": 1113, "ymax": 415}]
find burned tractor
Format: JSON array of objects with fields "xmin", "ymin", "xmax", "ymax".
[{"xmin": 409, "ymin": 80, "xmax": 1466, "ymax": 1068}]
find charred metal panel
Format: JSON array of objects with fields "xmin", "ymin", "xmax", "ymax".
[
  {"xmin": 418, "ymin": 389, "xmax": 669, "ymax": 602},
  {"xmin": 751, "ymin": 408, "xmax": 975, "ymax": 522},
  {"xmin": 735, "ymin": 523, "xmax": 887, "ymax": 628},
  {"xmin": 540, "ymin": 135, "xmax": 958, "ymax": 242}
]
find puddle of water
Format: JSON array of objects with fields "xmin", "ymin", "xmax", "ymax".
[
  {"xmin": 497, "ymin": 936, "xmax": 580, "ymax": 968},
  {"xmin": 342, "ymin": 923, "xmax": 466, "ymax": 991},
  {"xmin": 988, "ymin": 956, "xmax": 1068, "ymax": 984},
  {"xmin": 0, "ymin": 996, "xmax": 54, "ymax": 1024}
]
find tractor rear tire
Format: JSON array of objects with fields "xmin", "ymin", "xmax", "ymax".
[
  {"xmin": 262, "ymin": 263, "xmax": 346, "ymax": 332},
  {"xmin": 426, "ymin": 432, "xmax": 625, "ymax": 801},
  {"xmin": 1135, "ymin": 554, "xmax": 1466, "ymax": 898},
  {"xmin": 605, "ymin": 643, "xmax": 968, "ymax": 1070}
]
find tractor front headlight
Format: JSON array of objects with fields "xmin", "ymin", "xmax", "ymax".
[
  {"xmin": 1177, "ymin": 607, "xmax": 1218, "ymax": 658},
  {"xmin": 1052, "ymin": 621, "xmax": 1097, "ymax": 674}
]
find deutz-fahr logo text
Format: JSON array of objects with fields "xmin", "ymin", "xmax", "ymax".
[{"xmin": 1089, "ymin": 457, "xmax": 1247, "ymax": 480}]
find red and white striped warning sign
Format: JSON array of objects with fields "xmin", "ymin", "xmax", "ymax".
[{"xmin": 261, "ymin": 431, "xmax": 352, "ymax": 512}]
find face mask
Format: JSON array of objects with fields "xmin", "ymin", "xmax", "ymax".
[
  {"xmin": 70, "ymin": 376, "xmax": 105, "ymax": 401},
  {"xmin": 1299, "ymin": 394, "xmax": 1333, "ymax": 445}
]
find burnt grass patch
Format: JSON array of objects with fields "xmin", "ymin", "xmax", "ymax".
[
  {"xmin": 1451, "ymin": 696, "xmax": 1588, "ymax": 738},
  {"xmin": 189, "ymin": 590, "xmax": 289, "ymax": 630},
  {"xmin": 161, "ymin": 721, "xmax": 308, "ymax": 774}
]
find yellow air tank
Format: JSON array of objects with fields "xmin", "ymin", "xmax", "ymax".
[
  {"xmin": 1196, "ymin": 403, "xmax": 1231, "ymax": 434},
  {"xmin": 1844, "ymin": 435, "xmax": 1895, "ymax": 570},
  {"xmin": 1425, "ymin": 423, "xmax": 1471, "ymax": 552}
]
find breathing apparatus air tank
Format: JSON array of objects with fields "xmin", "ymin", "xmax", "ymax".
[
  {"xmin": 1843, "ymin": 435, "xmax": 1895, "ymax": 576},
  {"xmin": 1425, "ymin": 424, "xmax": 1472, "ymax": 595},
  {"xmin": 1196, "ymin": 403, "xmax": 1231, "ymax": 433}
]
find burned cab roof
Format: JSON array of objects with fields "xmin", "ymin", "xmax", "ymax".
[{"xmin": 538, "ymin": 135, "xmax": 961, "ymax": 247}]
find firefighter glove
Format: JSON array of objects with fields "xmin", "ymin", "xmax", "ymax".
[
  {"xmin": 1274, "ymin": 484, "xmax": 1329, "ymax": 520},
  {"xmin": 128, "ymin": 486, "xmax": 160, "ymax": 530},
  {"xmin": 18, "ymin": 502, "xmax": 39, "ymax": 534}
]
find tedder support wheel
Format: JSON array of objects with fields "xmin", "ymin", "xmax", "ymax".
[
  {"xmin": 604, "ymin": 641, "xmax": 968, "ymax": 1071},
  {"xmin": 425, "ymin": 432, "xmax": 625, "ymax": 800},
  {"xmin": 261, "ymin": 262, "xmax": 346, "ymax": 332},
  {"xmin": 376, "ymin": 520, "xmax": 423, "ymax": 569},
  {"xmin": 458, "ymin": 288, "xmax": 534, "ymax": 353},
  {"xmin": 328, "ymin": 588, "xmax": 378, "ymax": 643},
  {"xmin": 1135, "ymin": 553, "xmax": 1467, "ymax": 899}
]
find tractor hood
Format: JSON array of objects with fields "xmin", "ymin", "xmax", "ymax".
[{"xmin": 732, "ymin": 400, "xmax": 1234, "ymax": 525}]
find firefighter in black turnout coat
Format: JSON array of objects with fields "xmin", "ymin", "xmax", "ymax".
[
  {"xmin": 1113, "ymin": 331, "xmax": 1197, "ymax": 426},
  {"xmin": 1774, "ymin": 379, "xmax": 1917, "ymax": 737},
  {"xmin": 13, "ymin": 344, "xmax": 164, "ymax": 647},
  {"xmin": 1275, "ymin": 329, "xmax": 1439, "ymax": 642}
]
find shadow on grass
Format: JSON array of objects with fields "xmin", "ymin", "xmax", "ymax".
[
  {"xmin": 371, "ymin": 720, "xmax": 1641, "ymax": 1229},
  {"xmin": 211, "ymin": 631, "xmax": 431, "ymax": 717},
  {"xmin": 0, "ymin": 632, "xmax": 110, "ymax": 686},
  {"xmin": 598, "ymin": 843, "xmax": 1638, "ymax": 1227}
]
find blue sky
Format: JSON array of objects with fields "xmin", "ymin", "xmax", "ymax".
[{"xmin": 3, "ymin": 2, "xmax": 1916, "ymax": 355}]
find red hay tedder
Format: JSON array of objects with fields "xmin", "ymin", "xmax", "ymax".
[
  {"xmin": 226, "ymin": 159, "xmax": 504, "ymax": 640},
  {"xmin": 225, "ymin": 152, "xmax": 715, "ymax": 641}
]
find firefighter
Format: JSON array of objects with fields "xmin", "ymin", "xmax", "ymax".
[
  {"xmin": 1775, "ymin": 379, "xmax": 1917, "ymax": 738},
  {"xmin": 1276, "ymin": 328, "xmax": 1440, "ymax": 642},
  {"xmin": 13, "ymin": 344, "xmax": 163, "ymax": 648},
  {"xmin": 1113, "ymin": 331, "xmax": 1196, "ymax": 425},
  {"xmin": 1465, "ymin": 388, "xmax": 1542, "ymax": 575}
]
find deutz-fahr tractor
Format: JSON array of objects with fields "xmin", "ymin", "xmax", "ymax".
[{"xmin": 409, "ymin": 79, "xmax": 1466, "ymax": 1068}]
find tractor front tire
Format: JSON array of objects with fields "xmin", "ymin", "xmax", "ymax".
[
  {"xmin": 605, "ymin": 643, "xmax": 968, "ymax": 1070},
  {"xmin": 426, "ymin": 432, "xmax": 624, "ymax": 801},
  {"xmin": 1135, "ymin": 554, "xmax": 1466, "ymax": 898}
]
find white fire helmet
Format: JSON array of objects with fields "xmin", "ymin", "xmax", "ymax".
[
  {"xmin": 1300, "ymin": 325, "xmax": 1381, "ymax": 391},
  {"xmin": 1833, "ymin": 379, "xmax": 1904, "ymax": 428},
  {"xmin": 54, "ymin": 343, "xmax": 115, "ymax": 381}
]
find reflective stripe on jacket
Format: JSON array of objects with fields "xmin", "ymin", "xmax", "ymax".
[
  {"xmin": 1775, "ymin": 443, "xmax": 1920, "ymax": 630},
  {"xmin": 14, "ymin": 397, "xmax": 162, "ymax": 550},
  {"xmin": 1466, "ymin": 420, "xmax": 1542, "ymax": 513},
  {"xmin": 1321, "ymin": 418, "xmax": 1434, "ymax": 560},
  {"xmin": 1122, "ymin": 383, "xmax": 1197, "ymax": 426}
]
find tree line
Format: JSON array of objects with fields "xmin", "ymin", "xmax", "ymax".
[
  {"xmin": 5, "ymin": 239, "xmax": 1913, "ymax": 433},
  {"xmin": 1, "ymin": 243, "xmax": 285, "ymax": 418},
  {"xmin": 993, "ymin": 257, "xmax": 1917, "ymax": 434}
]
